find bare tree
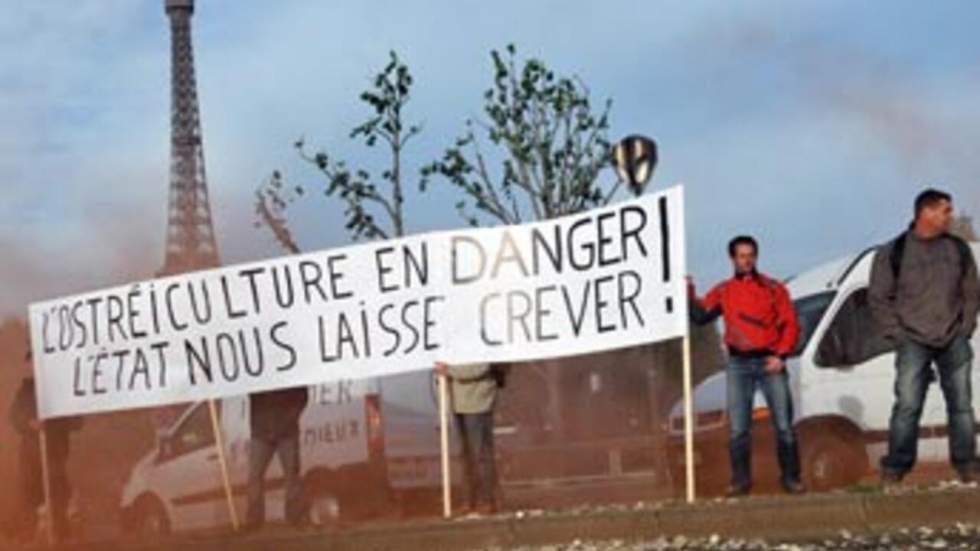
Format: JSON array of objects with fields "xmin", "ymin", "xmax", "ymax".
[{"xmin": 254, "ymin": 172, "xmax": 301, "ymax": 254}]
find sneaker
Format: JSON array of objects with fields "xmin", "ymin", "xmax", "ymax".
[
  {"xmin": 725, "ymin": 483, "xmax": 751, "ymax": 498},
  {"xmin": 782, "ymin": 479, "xmax": 806, "ymax": 495},
  {"xmin": 452, "ymin": 504, "xmax": 474, "ymax": 517},
  {"xmin": 473, "ymin": 502, "xmax": 497, "ymax": 516},
  {"xmin": 957, "ymin": 466, "xmax": 979, "ymax": 484},
  {"xmin": 880, "ymin": 470, "xmax": 904, "ymax": 487}
]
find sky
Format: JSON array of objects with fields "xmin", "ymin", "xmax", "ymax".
[{"xmin": 2, "ymin": 1, "xmax": 980, "ymax": 317}]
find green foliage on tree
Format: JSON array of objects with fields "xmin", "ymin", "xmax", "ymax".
[
  {"xmin": 257, "ymin": 46, "xmax": 620, "ymax": 248},
  {"xmin": 421, "ymin": 44, "xmax": 615, "ymax": 227},
  {"xmin": 259, "ymin": 51, "xmax": 420, "ymax": 245}
]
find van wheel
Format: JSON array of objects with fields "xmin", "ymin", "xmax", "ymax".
[
  {"xmin": 132, "ymin": 498, "xmax": 170, "ymax": 536},
  {"xmin": 308, "ymin": 491, "xmax": 342, "ymax": 527},
  {"xmin": 307, "ymin": 467, "xmax": 392, "ymax": 523},
  {"xmin": 306, "ymin": 470, "xmax": 348, "ymax": 525},
  {"xmin": 802, "ymin": 433, "xmax": 866, "ymax": 491}
]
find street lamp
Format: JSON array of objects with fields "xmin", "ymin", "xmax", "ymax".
[{"xmin": 612, "ymin": 135, "xmax": 658, "ymax": 197}]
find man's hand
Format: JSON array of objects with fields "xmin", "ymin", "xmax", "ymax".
[
  {"xmin": 764, "ymin": 356, "xmax": 785, "ymax": 375},
  {"xmin": 28, "ymin": 419, "xmax": 41, "ymax": 431},
  {"xmin": 434, "ymin": 362, "xmax": 450, "ymax": 378}
]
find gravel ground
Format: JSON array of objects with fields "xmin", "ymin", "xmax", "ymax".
[
  {"xmin": 487, "ymin": 478, "xmax": 980, "ymax": 519},
  {"xmin": 477, "ymin": 479, "xmax": 980, "ymax": 551},
  {"xmin": 485, "ymin": 523, "xmax": 980, "ymax": 550}
]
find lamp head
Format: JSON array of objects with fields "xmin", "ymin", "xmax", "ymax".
[{"xmin": 613, "ymin": 135, "xmax": 657, "ymax": 196}]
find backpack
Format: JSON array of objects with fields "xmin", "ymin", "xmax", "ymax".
[{"xmin": 889, "ymin": 231, "xmax": 972, "ymax": 280}]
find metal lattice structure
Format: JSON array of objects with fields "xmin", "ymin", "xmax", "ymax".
[{"xmin": 159, "ymin": 0, "xmax": 220, "ymax": 276}]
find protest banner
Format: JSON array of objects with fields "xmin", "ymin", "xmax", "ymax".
[{"xmin": 28, "ymin": 186, "xmax": 687, "ymax": 420}]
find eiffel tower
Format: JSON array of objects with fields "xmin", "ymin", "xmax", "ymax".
[
  {"xmin": 159, "ymin": 0, "xmax": 220, "ymax": 277},
  {"xmin": 154, "ymin": 0, "xmax": 219, "ymax": 429}
]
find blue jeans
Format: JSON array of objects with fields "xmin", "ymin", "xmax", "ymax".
[
  {"xmin": 727, "ymin": 356, "xmax": 801, "ymax": 487},
  {"xmin": 881, "ymin": 336, "xmax": 978, "ymax": 476}
]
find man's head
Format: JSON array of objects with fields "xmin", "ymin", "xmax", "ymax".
[
  {"xmin": 728, "ymin": 235, "xmax": 759, "ymax": 275},
  {"xmin": 914, "ymin": 188, "xmax": 954, "ymax": 236}
]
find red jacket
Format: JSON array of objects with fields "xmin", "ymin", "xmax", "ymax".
[{"xmin": 689, "ymin": 272, "xmax": 800, "ymax": 358}]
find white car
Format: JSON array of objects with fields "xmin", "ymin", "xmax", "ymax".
[
  {"xmin": 120, "ymin": 378, "xmax": 385, "ymax": 535},
  {"xmin": 668, "ymin": 243, "xmax": 980, "ymax": 493},
  {"xmin": 120, "ymin": 369, "xmax": 462, "ymax": 536}
]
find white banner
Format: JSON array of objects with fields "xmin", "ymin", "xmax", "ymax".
[{"xmin": 29, "ymin": 186, "xmax": 688, "ymax": 419}]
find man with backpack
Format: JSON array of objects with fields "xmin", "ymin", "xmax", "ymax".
[
  {"xmin": 688, "ymin": 235, "xmax": 804, "ymax": 497},
  {"xmin": 870, "ymin": 188, "xmax": 980, "ymax": 486},
  {"xmin": 433, "ymin": 362, "xmax": 506, "ymax": 515}
]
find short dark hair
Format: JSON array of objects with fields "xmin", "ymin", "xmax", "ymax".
[
  {"xmin": 728, "ymin": 235, "xmax": 758, "ymax": 257},
  {"xmin": 914, "ymin": 188, "xmax": 952, "ymax": 218}
]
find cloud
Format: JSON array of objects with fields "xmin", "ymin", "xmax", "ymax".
[
  {"xmin": 3, "ymin": 1, "xmax": 980, "ymax": 318},
  {"xmin": 628, "ymin": 6, "xmax": 980, "ymax": 283}
]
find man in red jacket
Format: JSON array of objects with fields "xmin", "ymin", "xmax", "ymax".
[{"xmin": 689, "ymin": 235, "xmax": 804, "ymax": 497}]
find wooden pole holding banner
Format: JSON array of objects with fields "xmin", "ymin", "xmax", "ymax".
[
  {"xmin": 682, "ymin": 335, "xmax": 696, "ymax": 503},
  {"xmin": 207, "ymin": 399, "xmax": 240, "ymax": 530},
  {"xmin": 438, "ymin": 373, "xmax": 453, "ymax": 519},
  {"xmin": 38, "ymin": 423, "xmax": 55, "ymax": 545}
]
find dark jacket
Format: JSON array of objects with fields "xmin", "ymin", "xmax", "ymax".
[
  {"xmin": 9, "ymin": 378, "xmax": 83, "ymax": 462},
  {"xmin": 249, "ymin": 386, "xmax": 309, "ymax": 441},
  {"xmin": 689, "ymin": 272, "xmax": 801, "ymax": 358},
  {"xmin": 869, "ymin": 232, "xmax": 979, "ymax": 348}
]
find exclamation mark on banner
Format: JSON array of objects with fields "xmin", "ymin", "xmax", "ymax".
[{"xmin": 659, "ymin": 196, "xmax": 673, "ymax": 314}]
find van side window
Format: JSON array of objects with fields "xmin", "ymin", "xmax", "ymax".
[
  {"xmin": 169, "ymin": 404, "xmax": 216, "ymax": 458},
  {"xmin": 790, "ymin": 291, "xmax": 836, "ymax": 358},
  {"xmin": 815, "ymin": 288, "xmax": 893, "ymax": 368}
]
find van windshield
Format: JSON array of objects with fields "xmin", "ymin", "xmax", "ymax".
[{"xmin": 789, "ymin": 291, "xmax": 836, "ymax": 358}]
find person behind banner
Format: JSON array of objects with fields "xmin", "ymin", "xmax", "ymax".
[
  {"xmin": 869, "ymin": 189, "xmax": 980, "ymax": 486},
  {"xmin": 688, "ymin": 235, "xmax": 804, "ymax": 497},
  {"xmin": 8, "ymin": 347, "xmax": 83, "ymax": 543},
  {"xmin": 245, "ymin": 386, "xmax": 310, "ymax": 531},
  {"xmin": 434, "ymin": 361, "xmax": 504, "ymax": 516}
]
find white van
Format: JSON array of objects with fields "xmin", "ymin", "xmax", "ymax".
[
  {"xmin": 120, "ymin": 371, "xmax": 456, "ymax": 535},
  {"xmin": 668, "ymin": 243, "xmax": 980, "ymax": 494}
]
